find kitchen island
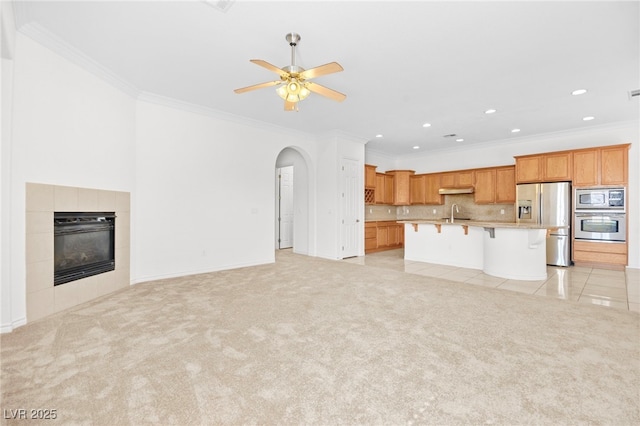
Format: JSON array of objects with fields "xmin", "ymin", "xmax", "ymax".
[{"xmin": 398, "ymin": 220, "xmax": 563, "ymax": 281}]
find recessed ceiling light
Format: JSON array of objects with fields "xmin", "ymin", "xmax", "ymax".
[
  {"xmin": 485, "ymin": 109, "xmax": 497, "ymax": 114},
  {"xmin": 422, "ymin": 123, "xmax": 431, "ymax": 128},
  {"xmin": 511, "ymin": 128, "xmax": 521, "ymax": 133},
  {"xmin": 375, "ymin": 134, "xmax": 383, "ymax": 138},
  {"xmin": 572, "ymin": 89, "xmax": 587, "ymax": 96},
  {"xmin": 456, "ymin": 138, "xmax": 464, "ymax": 142},
  {"xmin": 413, "ymin": 146, "xmax": 420, "ymax": 150},
  {"xmin": 582, "ymin": 116, "xmax": 595, "ymax": 121}
]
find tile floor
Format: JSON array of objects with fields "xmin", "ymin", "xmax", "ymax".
[{"xmin": 344, "ymin": 249, "xmax": 640, "ymax": 312}]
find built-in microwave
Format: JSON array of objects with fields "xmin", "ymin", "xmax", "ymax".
[{"xmin": 575, "ymin": 188, "xmax": 625, "ymax": 210}]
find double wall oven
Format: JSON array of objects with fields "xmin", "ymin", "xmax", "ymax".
[{"xmin": 574, "ymin": 188, "xmax": 626, "ymax": 242}]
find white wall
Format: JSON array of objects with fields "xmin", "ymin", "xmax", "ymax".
[
  {"xmin": 1, "ymin": 0, "xmax": 17, "ymax": 331},
  {"xmin": 2, "ymin": 34, "xmax": 137, "ymax": 330},
  {"xmin": 315, "ymin": 132, "xmax": 367, "ymax": 259},
  {"xmin": 133, "ymin": 101, "xmax": 318, "ymax": 282},
  {"xmin": 389, "ymin": 122, "xmax": 640, "ymax": 268},
  {"xmin": 0, "ymin": 32, "xmax": 331, "ymax": 330}
]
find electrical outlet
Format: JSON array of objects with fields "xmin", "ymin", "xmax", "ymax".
[
  {"xmin": 500, "ymin": 209, "xmax": 505, "ymax": 215},
  {"xmin": 432, "ymin": 209, "xmax": 436, "ymax": 214},
  {"xmin": 388, "ymin": 208, "xmax": 391, "ymax": 213}
]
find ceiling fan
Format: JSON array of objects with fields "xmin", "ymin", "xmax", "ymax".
[{"xmin": 234, "ymin": 33, "xmax": 346, "ymax": 111}]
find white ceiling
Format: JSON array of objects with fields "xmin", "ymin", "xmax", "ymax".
[{"xmin": 11, "ymin": 1, "xmax": 640, "ymax": 157}]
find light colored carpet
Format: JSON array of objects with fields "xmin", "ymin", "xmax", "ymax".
[{"xmin": 1, "ymin": 250, "xmax": 639, "ymax": 425}]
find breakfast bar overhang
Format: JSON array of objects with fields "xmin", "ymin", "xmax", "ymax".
[{"xmin": 399, "ymin": 220, "xmax": 563, "ymax": 281}]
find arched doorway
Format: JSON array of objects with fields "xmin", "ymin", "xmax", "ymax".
[{"xmin": 275, "ymin": 147, "xmax": 311, "ymax": 255}]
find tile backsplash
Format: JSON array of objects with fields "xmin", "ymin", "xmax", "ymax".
[{"xmin": 366, "ymin": 194, "xmax": 515, "ymax": 222}]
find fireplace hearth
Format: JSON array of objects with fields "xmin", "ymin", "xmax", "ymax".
[{"xmin": 54, "ymin": 212, "xmax": 115, "ymax": 285}]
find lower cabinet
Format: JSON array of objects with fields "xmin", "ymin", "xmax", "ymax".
[
  {"xmin": 573, "ymin": 240, "xmax": 628, "ymax": 269},
  {"xmin": 365, "ymin": 221, "xmax": 404, "ymax": 254}
]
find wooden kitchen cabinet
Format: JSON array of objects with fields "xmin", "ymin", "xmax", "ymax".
[
  {"xmin": 365, "ymin": 221, "xmax": 404, "ymax": 253},
  {"xmin": 572, "ymin": 144, "xmax": 629, "ymax": 187},
  {"xmin": 516, "ymin": 152, "xmax": 572, "ymax": 183},
  {"xmin": 572, "ymin": 149, "xmax": 598, "ymax": 186},
  {"xmin": 600, "ymin": 145, "xmax": 628, "ymax": 185},
  {"xmin": 495, "ymin": 166, "xmax": 516, "ymax": 203},
  {"xmin": 410, "ymin": 173, "xmax": 443, "ymax": 205},
  {"xmin": 365, "ymin": 222, "xmax": 377, "ymax": 251},
  {"xmin": 424, "ymin": 174, "xmax": 444, "ymax": 205},
  {"xmin": 440, "ymin": 170, "xmax": 474, "ymax": 188},
  {"xmin": 473, "ymin": 166, "xmax": 515, "ymax": 204},
  {"xmin": 365, "ymin": 164, "xmax": 377, "ymax": 189},
  {"xmin": 374, "ymin": 173, "xmax": 394, "ymax": 204},
  {"xmin": 386, "ymin": 170, "xmax": 415, "ymax": 205},
  {"xmin": 473, "ymin": 168, "xmax": 496, "ymax": 204},
  {"xmin": 573, "ymin": 240, "xmax": 627, "ymax": 269},
  {"xmin": 543, "ymin": 152, "xmax": 572, "ymax": 181},
  {"xmin": 410, "ymin": 175, "xmax": 425, "ymax": 204},
  {"xmin": 515, "ymin": 155, "xmax": 542, "ymax": 183}
]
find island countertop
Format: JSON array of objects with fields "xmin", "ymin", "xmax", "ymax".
[
  {"xmin": 397, "ymin": 219, "xmax": 568, "ymax": 231},
  {"xmin": 400, "ymin": 220, "xmax": 552, "ymax": 280}
]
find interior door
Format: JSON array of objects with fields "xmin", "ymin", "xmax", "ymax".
[
  {"xmin": 341, "ymin": 159, "xmax": 360, "ymax": 258},
  {"xmin": 277, "ymin": 166, "xmax": 294, "ymax": 249}
]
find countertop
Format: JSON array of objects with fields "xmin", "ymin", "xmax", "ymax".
[{"xmin": 396, "ymin": 219, "xmax": 568, "ymax": 230}]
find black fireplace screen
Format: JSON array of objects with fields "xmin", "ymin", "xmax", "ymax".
[{"xmin": 54, "ymin": 212, "xmax": 115, "ymax": 286}]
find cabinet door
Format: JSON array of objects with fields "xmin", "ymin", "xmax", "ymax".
[
  {"xmin": 439, "ymin": 173, "xmax": 455, "ymax": 188},
  {"xmin": 600, "ymin": 145, "xmax": 628, "ymax": 185},
  {"xmin": 474, "ymin": 169, "xmax": 496, "ymax": 204},
  {"xmin": 384, "ymin": 175, "xmax": 394, "ymax": 204},
  {"xmin": 572, "ymin": 149, "xmax": 598, "ymax": 187},
  {"xmin": 365, "ymin": 165, "xmax": 377, "ymax": 189},
  {"xmin": 457, "ymin": 171, "xmax": 474, "ymax": 187},
  {"xmin": 495, "ymin": 167, "xmax": 516, "ymax": 203},
  {"xmin": 424, "ymin": 174, "xmax": 443, "ymax": 205},
  {"xmin": 516, "ymin": 156, "xmax": 542, "ymax": 183},
  {"xmin": 375, "ymin": 174, "xmax": 386, "ymax": 204},
  {"xmin": 376, "ymin": 225, "xmax": 389, "ymax": 247},
  {"xmin": 388, "ymin": 224, "xmax": 400, "ymax": 246},
  {"xmin": 388, "ymin": 171, "xmax": 414, "ymax": 205},
  {"xmin": 410, "ymin": 175, "xmax": 425, "ymax": 205},
  {"xmin": 543, "ymin": 152, "xmax": 572, "ymax": 181}
]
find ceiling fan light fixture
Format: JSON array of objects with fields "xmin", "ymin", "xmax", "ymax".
[{"xmin": 276, "ymin": 79, "xmax": 310, "ymax": 103}]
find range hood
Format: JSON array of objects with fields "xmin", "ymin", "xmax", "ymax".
[{"xmin": 438, "ymin": 187, "xmax": 475, "ymax": 195}]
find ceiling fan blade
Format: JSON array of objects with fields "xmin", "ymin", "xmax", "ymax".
[
  {"xmin": 298, "ymin": 62, "xmax": 344, "ymax": 80},
  {"xmin": 284, "ymin": 100, "xmax": 298, "ymax": 111},
  {"xmin": 305, "ymin": 82, "xmax": 346, "ymax": 102},
  {"xmin": 250, "ymin": 59, "xmax": 289, "ymax": 78},
  {"xmin": 234, "ymin": 80, "xmax": 281, "ymax": 94}
]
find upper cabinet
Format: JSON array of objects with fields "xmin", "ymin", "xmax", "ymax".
[
  {"xmin": 386, "ymin": 170, "xmax": 415, "ymax": 205},
  {"xmin": 374, "ymin": 173, "xmax": 394, "ymax": 204},
  {"xmin": 495, "ymin": 166, "xmax": 516, "ymax": 203},
  {"xmin": 515, "ymin": 152, "xmax": 572, "ymax": 183},
  {"xmin": 440, "ymin": 170, "xmax": 474, "ymax": 188},
  {"xmin": 473, "ymin": 166, "xmax": 516, "ymax": 204},
  {"xmin": 410, "ymin": 173, "xmax": 443, "ymax": 205},
  {"xmin": 573, "ymin": 144, "xmax": 629, "ymax": 187},
  {"xmin": 365, "ymin": 164, "xmax": 377, "ymax": 189},
  {"xmin": 543, "ymin": 152, "xmax": 573, "ymax": 181}
]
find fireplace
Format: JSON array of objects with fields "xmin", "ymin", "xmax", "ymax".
[{"xmin": 54, "ymin": 212, "xmax": 116, "ymax": 286}]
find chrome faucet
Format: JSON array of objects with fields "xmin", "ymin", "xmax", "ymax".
[{"xmin": 451, "ymin": 204, "xmax": 459, "ymax": 223}]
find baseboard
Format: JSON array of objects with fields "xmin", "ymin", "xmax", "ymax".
[
  {"xmin": 1, "ymin": 316, "xmax": 27, "ymax": 334},
  {"xmin": 131, "ymin": 258, "xmax": 275, "ymax": 285}
]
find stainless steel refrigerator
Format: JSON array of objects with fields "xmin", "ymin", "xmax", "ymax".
[{"xmin": 516, "ymin": 182, "xmax": 571, "ymax": 266}]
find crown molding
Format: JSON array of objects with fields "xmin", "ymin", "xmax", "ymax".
[
  {"xmin": 16, "ymin": 21, "xmax": 317, "ymax": 140},
  {"xmin": 393, "ymin": 120, "xmax": 639, "ymax": 159},
  {"xmin": 137, "ymin": 91, "xmax": 316, "ymax": 140},
  {"xmin": 18, "ymin": 22, "xmax": 140, "ymax": 99}
]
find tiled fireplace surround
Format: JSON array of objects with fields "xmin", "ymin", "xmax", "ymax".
[{"xmin": 26, "ymin": 183, "xmax": 130, "ymax": 323}]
